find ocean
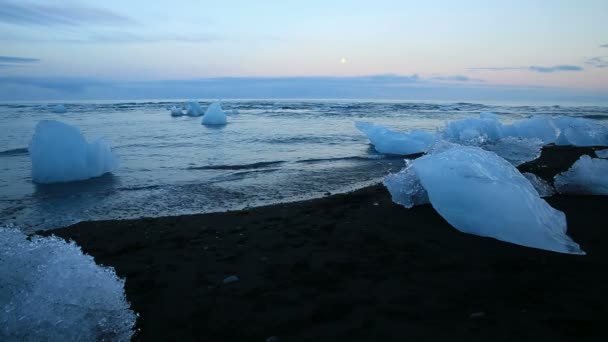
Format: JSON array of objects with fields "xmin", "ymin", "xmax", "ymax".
[{"xmin": 1, "ymin": 100, "xmax": 607, "ymax": 233}]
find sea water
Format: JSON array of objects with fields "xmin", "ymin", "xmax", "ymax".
[{"xmin": 1, "ymin": 100, "xmax": 607, "ymax": 232}]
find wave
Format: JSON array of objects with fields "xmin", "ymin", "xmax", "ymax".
[
  {"xmin": 0, "ymin": 147, "xmax": 28, "ymax": 156},
  {"xmin": 187, "ymin": 160, "xmax": 286, "ymax": 171}
]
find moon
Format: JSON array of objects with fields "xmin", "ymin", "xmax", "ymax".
[{"xmin": 340, "ymin": 57, "xmax": 348, "ymax": 64}]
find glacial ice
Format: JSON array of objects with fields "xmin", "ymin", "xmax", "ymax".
[
  {"xmin": 355, "ymin": 122, "xmax": 437, "ymax": 155},
  {"xmin": 442, "ymin": 113, "xmax": 503, "ymax": 145},
  {"xmin": 202, "ymin": 102, "xmax": 227, "ymax": 126},
  {"xmin": 0, "ymin": 226, "xmax": 136, "ymax": 341},
  {"xmin": 383, "ymin": 160, "xmax": 429, "ymax": 208},
  {"xmin": 523, "ymin": 172, "xmax": 555, "ymax": 197},
  {"xmin": 596, "ymin": 149, "xmax": 608, "ymax": 158},
  {"xmin": 554, "ymin": 155, "xmax": 608, "ymax": 195},
  {"xmin": 51, "ymin": 104, "xmax": 67, "ymax": 114},
  {"xmin": 502, "ymin": 115, "xmax": 559, "ymax": 143},
  {"xmin": 399, "ymin": 145, "xmax": 583, "ymax": 254},
  {"xmin": 482, "ymin": 137, "xmax": 544, "ymax": 166},
  {"xmin": 170, "ymin": 106, "xmax": 184, "ymax": 117},
  {"xmin": 29, "ymin": 120, "xmax": 119, "ymax": 183},
  {"xmin": 554, "ymin": 117, "xmax": 608, "ymax": 146},
  {"xmin": 186, "ymin": 101, "xmax": 204, "ymax": 116}
]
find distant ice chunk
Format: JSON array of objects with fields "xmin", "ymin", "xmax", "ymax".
[
  {"xmin": 483, "ymin": 137, "xmax": 543, "ymax": 166},
  {"xmin": 29, "ymin": 120, "xmax": 119, "ymax": 183},
  {"xmin": 229, "ymin": 108, "xmax": 239, "ymax": 115},
  {"xmin": 410, "ymin": 145, "xmax": 583, "ymax": 254},
  {"xmin": 202, "ymin": 102, "xmax": 227, "ymax": 126},
  {"xmin": 186, "ymin": 101, "xmax": 204, "ymax": 116},
  {"xmin": 0, "ymin": 226, "xmax": 136, "ymax": 341},
  {"xmin": 442, "ymin": 113, "xmax": 503, "ymax": 145},
  {"xmin": 523, "ymin": 173, "xmax": 555, "ymax": 197},
  {"xmin": 383, "ymin": 160, "xmax": 429, "ymax": 208},
  {"xmin": 502, "ymin": 115, "xmax": 559, "ymax": 143},
  {"xmin": 596, "ymin": 149, "xmax": 608, "ymax": 158},
  {"xmin": 554, "ymin": 116, "xmax": 608, "ymax": 146},
  {"xmin": 554, "ymin": 155, "xmax": 608, "ymax": 195},
  {"xmin": 355, "ymin": 122, "xmax": 437, "ymax": 155},
  {"xmin": 51, "ymin": 104, "xmax": 67, "ymax": 114},
  {"xmin": 170, "ymin": 106, "xmax": 184, "ymax": 117}
]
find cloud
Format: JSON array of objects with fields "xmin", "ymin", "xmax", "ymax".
[
  {"xmin": 601, "ymin": 44, "xmax": 608, "ymax": 48},
  {"xmin": 0, "ymin": 56, "xmax": 39, "ymax": 63},
  {"xmin": 431, "ymin": 75, "xmax": 484, "ymax": 82},
  {"xmin": 585, "ymin": 56, "xmax": 608, "ymax": 68},
  {"xmin": 0, "ymin": 1, "xmax": 134, "ymax": 26},
  {"xmin": 528, "ymin": 65, "xmax": 583, "ymax": 73},
  {"xmin": 468, "ymin": 65, "xmax": 583, "ymax": 73}
]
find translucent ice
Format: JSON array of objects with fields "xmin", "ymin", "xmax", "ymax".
[
  {"xmin": 502, "ymin": 115, "xmax": 559, "ymax": 143},
  {"xmin": 554, "ymin": 116, "xmax": 608, "ymax": 146},
  {"xmin": 29, "ymin": 120, "xmax": 119, "ymax": 183},
  {"xmin": 442, "ymin": 113, "xmax": 503, "ymax": 145},
  {"xmin": 596, "ymin": 149, "xmax": 608, "ymax": 158},
  {"xmin": 554, "ymin": 155, "xmax": 608, "ymax": 195},
  {"xmin": 0, "ymin": 226, "xmax": 136, "ymax": 341},
  {"xmin": 383, "ymin": 160, "xmax": 429, "ymax": 208},
  {"xmin": 355, "ymin": 122, "xmax": 437, "ymax": 155},
  {"xmin": 186, "ymin": 101, "xmax": 204, "ymax": 116},
  {"xmin": 202, "ymin": 102, "xmax": 227, "ymax": 126},
  {"xmin": 170, "ymin": 106, "xmax": 184, "ymax": 117},
  {"xmin": 483, "ymin": 137, "xmax": 543, "ymax": 166},
  {"xmin": 523, "ymin": 172, "xmax": 555, "ymax": 197},
  {"xmin": 51, "ymin": 104, "xmax": 67, "ymax": 114},
  {"xmin": 410, "ymin": 145, "xmax": 583, "ymax": 254}
]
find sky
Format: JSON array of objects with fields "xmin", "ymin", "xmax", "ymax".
[{"xmin": 0, "ymin": 0, "xmax": 607, "ymax": 102}]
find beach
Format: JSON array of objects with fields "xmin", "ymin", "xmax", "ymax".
[{"xmin": 43, "ymin": 145, "xmax": 608, "ymax": 341}]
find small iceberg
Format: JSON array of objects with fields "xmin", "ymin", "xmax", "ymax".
[
  {"xmin": 356, "ymin": 121, "xmax": 437, "ymax": 155},
  {"xmin": 202, "ymin": 102, "xmax": 227, "ymax": 126},
  {"xmin": 385, "ymin": 144, "xmax": 584, "ymax": 254},
  {"xmin": 29, "ymin": 120, "xmax": 119, "ymax": 183},
  {"xmin": 554, "ymin": 155, "xmax": 608, "ymax": 195},
  {"xmin": 0, "ymin": 226, "xmax": 136, "ymax": 341},
  {"xmin": 186, "ymin": 101, "xmax": 204, "ymax": 116},
  {"xmin": 170, "ymin": 106, "xmax": 184, "ymax": 117},
  {"xmin": 596, "ymin": 149, "xmax": 608, "ymax": 158},
  {"xmin": 51, "ymin": 104, "xmax": 67, "ymax": 114}
]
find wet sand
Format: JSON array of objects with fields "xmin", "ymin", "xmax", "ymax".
[{"xmin": 45, "ymin": 145, "xmax": 608, "ymax": 341}]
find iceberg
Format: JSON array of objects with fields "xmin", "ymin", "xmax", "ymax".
[
  {"xmin": 0, "ymin": 226, "xmax": 136, "ymax": 341},
  {"xmin": 482, "ymin": 137, "xmax": 543, "ymax": 166},
  {"xmin": 185, "ymin": 101, "xmax": 204, "ymax": 116},
  {"xmin": 29, "ymin": 120, "xmax": 119, "ymax": 183},
  {"xmin": 390, "ymin": 145, "xmax": 583, "ymax": 254},
  {"xmin": 201, "ymin": 102, "xmax": 227, "ymax": 126},
  {"xmin": 383, "ymin": 160, "xmax": 429, "ymax": 208},
  {"xmin": 51, "ymin": 104, "xmax": 67, "ymax": 114},
  {"xmin": 442, "ymin": 113, "xmax": 503, "ymax": 145},
  {"xmin": 596, "ymin": 149, "xmax": 608, "ymax": 158},
  {"xmin": 502, "ymin": 115, "xmax": 559, "ymax": 143},
  {"xmin": 170, "ymin": 106, "xmax": 184, "ymax": 117},
  {"xmin": 554, "ymin": 116, "xmax": 608, "ymax": 146},
  {"xmin": 554, "ymin": 155, "xmax": 608, "ymax": 195},
  {"xmin": 523, "ymin": 172, "xmax": 555, "ymax": 197},
  {"xmin": 356, "ymin": 122, "xmax": 437, "ymax": 155}
]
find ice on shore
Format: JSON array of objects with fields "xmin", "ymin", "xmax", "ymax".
[
  {"xmin": 554, "ymin": 117, "xmax": 608, "ymax": 146},
  {"xmin": 29, "ymin": 120, "xmax": 119, "ymax": 183},
  {"xmin": 554, "ymin": 155, "xmax": 608, "ymax": 195},
  {"xmin": 170, "ymin": 106, "xmax": 184, "ymax": 117},
  {"xmin": 387, "ymin": 144, "xmax": 583, "ymax": 254},
  {"xmin": 51, "ymin": 104, "xmax": 67, "ymax": 114},
  {"xmin": 383, "ymin": 160, "xmax": 429, "ymax": 208},
  {"xmin": 202, "ymin": 102, "xmax": 227, "ymax": 126},
  {"xmin": 355, "ymin": 122, "xmax": 437, "ymax": 155},
  {"xmin": 596, "ymin": 149, "xmax": 608, "ymax": 158},
  {"xmin": 483, "ymin": 137, "xmax": 544, "ymax": 166},
  {"xmin": 186, "ymin": 101, "xmax": 204, "ymax": 116},
  {"xmin": 0, "ymin": 226, "xmax": 136, "ymax": 341}
]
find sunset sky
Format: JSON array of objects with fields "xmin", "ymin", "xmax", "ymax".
[{"xmin": 1, "ymin": 0, "xmax": 607, "ymax": 101}]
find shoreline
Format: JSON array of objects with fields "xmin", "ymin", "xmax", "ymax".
[{"xmin": 44, "ymin": 145, "xmax": 608, "ymax": 341}]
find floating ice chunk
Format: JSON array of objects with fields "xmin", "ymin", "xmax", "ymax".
[
  {"xmin": 483, "ymin": 137, "xmax": 543, "ymax": 166},
  {"xmin": 0, "ymin": 226, "xmax": 136, "ymax": 341},
  {"xmin": 596, "ymin": 149, "xmax": 608, "ymax": 158},
  {"xmin": 355, "ymin": 122, "xmax": 437, "ymax": 155},
  {"xmin": 51, "ymin": 104, "xmax": 67, "ymax": 114},
  {"xmin": 442, "ymin": 114, "xmax": 503, "ymax": 145},
  {"xmin": 202, "ymin": 102, "xmax": 227, "ymax": 126},
  {"xmin": 170, "ymin": 106, "xmax": 184, "ymax": 117},
  {"xmin": 554, "ymin": 155, "xmax": 608, "ymax": 195},
  {"xmin": 229, "ymin": 108, "xmax": 239, "ymax": 115},
  {"xmin": 523, "ymin": 173, "xmax": 555, "ymax": 197},
  {"xmin": 554, "ymin": 116, "xmax": 608, "ymax": 146},
  {"xmin": 186, "ymin": 101, "xmax": 204, "ymax": 116},
  {"xmin": 502, "ymin": 115, "xmax": 559, "ymax": 143},
  {"xmin": 383, "ymin": 160, "xmax": 429, "ymax": 208},
  {"xmin": 410, "ymin": 145, "xmax": 583, "ymax": 254},
  {"xmin": 29, "ymin": 120, "xmax": 119, "ymax": 183}
]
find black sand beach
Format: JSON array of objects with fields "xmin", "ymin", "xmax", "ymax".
[{"xmin": 45, "ymin": 145, "xmax": 608, "ymax": 341}]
